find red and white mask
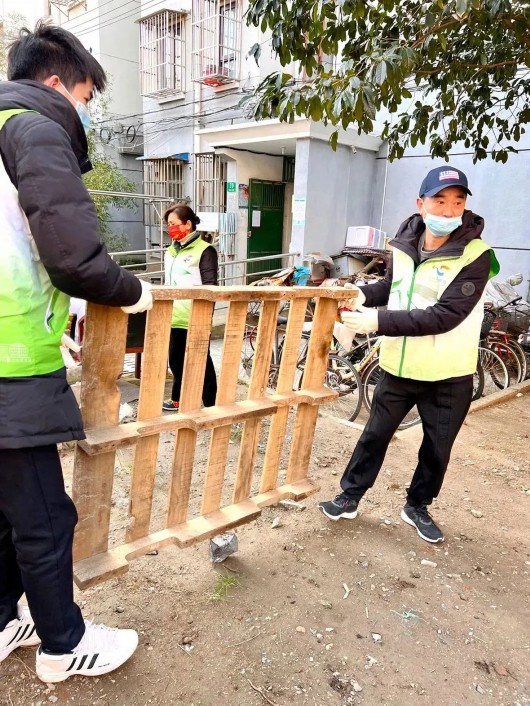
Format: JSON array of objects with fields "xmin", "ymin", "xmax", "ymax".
[{"xmin": 168, "ymin": 223, "xmax": 190, "ymax": 241}]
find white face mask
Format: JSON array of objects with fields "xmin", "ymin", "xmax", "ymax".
[
  {"xmin": 422, "ymin": 209, "xmax": 462, "ymax": 238},
  {"xmin": 61, "ymin": 83, "xmax": 91, "ymax": 134}
]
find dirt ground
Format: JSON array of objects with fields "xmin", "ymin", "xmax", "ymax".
[{"xmin": 1, "ymin": 394, "xmax": 529, "ymax": 706}]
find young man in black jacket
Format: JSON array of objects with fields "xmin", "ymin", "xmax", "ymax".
[
  {"xmin": 0, "ymin": 23, "xmax": 151, "ymax": 682},
  {"xmin": 319, "ymin": 166, "xmax": 499, "ymax": 544}
]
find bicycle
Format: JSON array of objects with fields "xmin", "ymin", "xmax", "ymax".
[{"xmin": 481, "ymin": 299, "xmax": 528, "ymax": 383}]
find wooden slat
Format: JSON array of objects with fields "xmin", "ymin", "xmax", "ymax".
[
  {"xmin": 76, "ymin": 390, "xmax": 338, "ymax": 456},
  {"xmin": 286, "ymin": 297, "xmax": 338, "ymax": 484},
  {"xmin": 74, "ymin": 480, "xmax": 319, "ymax": 589},
  {"xmin": 202, "ymin": 300, "xmax": 248, "ymax": 514},
  {"xmin": 126, "ymin": 301, "xmax": 173, "ymax": 542},
  {"xmin": 152, "ymin": 285, "xmax": 357, "ymax": 302},
  {"xmin": 260, "ymin": 298, "xmax": 307, "ymax": 493},
  {"xmin": 166, "ymin": 299, "xmax": 214, "ymax": 526},
  {"xmin": 80, "ymin": 399, "xmax": 278, "ymax": 454},
  {"xmin": 72, "ymin": 304, "xmax": 128, "ymax": 561},
  {"xmin": 233, "ymin": 299, "xmax": 280, "ymax": 504},
  {"xmin": 74, "ymin": 500, "xmax": 261, "ymax": 589}
]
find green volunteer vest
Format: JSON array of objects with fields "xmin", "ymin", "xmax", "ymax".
[
  {"xmin": 164, "ymin": 235, "xmax": 211, "ymax": 328},
  {"xmin": 379, "ymin": 239, "xmax": 499, "ymax": 381},
  {"xmin": 0, "ymin": 109, "xmax": 69, "ymax": 377}
]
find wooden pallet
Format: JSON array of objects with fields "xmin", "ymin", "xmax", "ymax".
[{"xmin": 72, "ymin": 285, "xmax": 354, "ymax": 588}]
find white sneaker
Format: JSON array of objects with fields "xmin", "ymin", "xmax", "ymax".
[
  {"xmin": 0, "ymin": 604, "xmax": 40, "ymax": 662},
  {"xmin": 36, "ymin": 621, "xmax": 138, "ymax": 683}
]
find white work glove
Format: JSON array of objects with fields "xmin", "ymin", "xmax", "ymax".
[
  {"xmin": 340, "ymin": 282, "xmax": 366, "ymax": 311},
  {"xmin": 121, "ymin": 280, "xmax": 153, "ymax": 314},
  {"xmin": 60, "ymin": 334, "xmax": 81, "ymax": 369},
  {"xmin": 341, "ymin": 306, "xmax": 379, "ymax": 334}
]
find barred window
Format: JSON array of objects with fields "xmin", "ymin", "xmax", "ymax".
[
  {"xmin": 143, "ymin": 158, "xmax": 184, "ymax": 246},
  {"xmin": 192, "ymin": 0, "xmax": 241, "ymax": 86},
  {"xmin": 195, "ymin": 154, "xmax": 227, "ymax": 212},
  {"xmin": 139, "ymin": 10, "xmax": 186, "ymax": 98}
]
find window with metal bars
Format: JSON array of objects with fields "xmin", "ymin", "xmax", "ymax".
[
  {"xmin": 192, "ymin": 0, "xmax": 241, "ymax": 86},
  {"xmin": 143, "ymin": 158, "xmax": 184, "ymax": 245},
  {"xmin": 139, "ymin": 10, "xmax": 186, "ymax": 98},
  {"xmin": 195, "ymin": 154, "xmax": 227, "ymax": 212}
]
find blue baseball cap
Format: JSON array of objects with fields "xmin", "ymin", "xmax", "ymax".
[{"xmin": 419, "ymin": 166, "xmax": 472, "ymax": 198}]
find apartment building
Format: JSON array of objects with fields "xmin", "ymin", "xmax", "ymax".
[{"xmin": 128, "ymin": 0, "xmax": 386, "ymax": 278}]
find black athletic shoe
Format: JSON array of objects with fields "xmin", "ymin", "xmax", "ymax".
[
  {"xmin": 401, "ymin": 503, "xmax": 444, "ymax": 543},
  {"xmin": 318, "ymin": 493, "xmax": 358, "ymax": 521}
]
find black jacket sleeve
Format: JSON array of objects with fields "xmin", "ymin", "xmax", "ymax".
[
  {"xmin": 377, "ymin": 251, "xmax": 491, "ymax": 337},
  {"xmin": 0, "ymin": 113, "xmax": 141, "ymax": 307},
  {"xmin": 359, "ymin": 261, "xmax": 392, "ymax": 307},
  {"xmin": 199, "ymin": 246, "xmax": 218, "ymax": 285}
]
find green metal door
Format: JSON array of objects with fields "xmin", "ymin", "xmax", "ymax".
[{"xmin": 247, "ymin": 179, "xmax": 285, "ymax": 279}]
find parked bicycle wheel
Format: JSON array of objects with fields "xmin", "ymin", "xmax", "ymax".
[
  {"xmin": 297, "ymin": 353, "xmax": 363, "ymax": 422},
  {"xmin": 362, "ymin": 359, "xmax": 421, "ymax": 430},
  {"xmin": 241, "ymin": 324, "xmax": 257, "ymax": 378},
  {"xmin": 487, "ymin": 341, "xmax": 521, "ymax": 385},
  {"xmin": 472, "ymin": 364, "xmax": 485, "ymax": 401},
  {"xmin": 505, "ymin": 338, "xmax": 528, "ymax": 381},
  {"xmin": 478, "ymin": 346, "xmax": 509, "ymax": 394}
]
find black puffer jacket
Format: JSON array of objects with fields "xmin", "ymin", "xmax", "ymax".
[
  {"xmin": 361, "ymin": 210, "xmax": 493, "ymax": 337},
  {"xmin": 0, "ymin": 80, "xmax": 142, "ymax": 449}
]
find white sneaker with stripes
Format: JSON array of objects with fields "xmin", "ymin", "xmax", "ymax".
[
  {"xmin": 0, "ymin": 604, "xmax": 40, "ymax": 662},
  {"xmin": 36, "ymin": 621, "xmax": 139, "ymax": 683}
]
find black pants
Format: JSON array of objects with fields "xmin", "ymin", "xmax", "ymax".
[
  {"xmin": 341, "ymin": 371, "xmax": 473, "ymax": 506},
  {"xmin": 0, "ymin": 446, "xmax": 85, "ymax": 652},
  {"xmin": 169, "ymin": 327, "xmax": 217, "ymax": 406}
]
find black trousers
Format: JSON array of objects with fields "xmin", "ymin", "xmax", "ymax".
[
  {"xmin": 169, "ymin": 327, "xmax": 217, "ymax": 407},
  {"xmin": 341, "ymin": 371, "xmax": 473, "ymax": 506},
  {"xmin": 0, "ymin": 446, "xmax": 85, "ymax": 652}
]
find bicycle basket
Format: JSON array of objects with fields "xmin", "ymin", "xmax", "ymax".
[
  {"xmin": 504, "ymin": 306, "xmax": 530, "ymax": 335},
  {"xmin": 480, "ymin": 309, "xmax": 496, "ymax": 338}
]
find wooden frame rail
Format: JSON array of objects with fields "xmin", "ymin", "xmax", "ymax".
[{"xmin": 72, "ymin": 285, "xmax": 354, "ymax": 588}]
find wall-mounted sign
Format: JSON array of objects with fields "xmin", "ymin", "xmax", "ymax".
[
  {"xmin": 227, "ymin": 182, "xmax": 237, "ymax": 193},
  {"xmin": 238, "ymin": 183, "xmax": 249, "ymax": 208}
]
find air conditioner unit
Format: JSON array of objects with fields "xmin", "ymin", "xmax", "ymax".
[{"xmin": 118, "ymin": 125, "xmax": 144, "ymax": 156}]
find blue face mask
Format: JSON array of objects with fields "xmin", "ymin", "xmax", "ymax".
[
  {"xmin": 62, "ymin": 83, "xmax": 91, "ymax": 134},
  {"xmin": 423, "ymin": 210, "xmax": 462, "ymax": 238},
  {"xmin": 76, "ymin": 102, "xmax": 91, "ymax": 133}
]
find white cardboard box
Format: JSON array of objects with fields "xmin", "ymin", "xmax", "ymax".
[
  {"xmin": 346, "ymin": 225, "xmax": 386, "ymax": 248},
  {"xmin": 332, "ymin": 255, "xmax": 366, "ymax": 277}
]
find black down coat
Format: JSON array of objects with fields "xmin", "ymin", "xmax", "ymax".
[{"xmin": 0, "ymin": 79, "xmax": 142, "ymax": 449}]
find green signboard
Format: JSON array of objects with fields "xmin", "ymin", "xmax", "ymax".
[{"xmin": 227, "ymin": 182, "xmax": 236, "ymax": 192}]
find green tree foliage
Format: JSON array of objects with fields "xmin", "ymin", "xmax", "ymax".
[
  {"xmin": 0, "ymin": 13, "xmax": 27, "ymax": 79},
  {"xmin": 245, "ymin": 0, "xmax": 530, "ymax": 162},
  {"xmin": 83, "ymin": 132, "xmax": 136, "ymax": 253}
]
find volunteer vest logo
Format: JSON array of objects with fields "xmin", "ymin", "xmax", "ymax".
[{"xmin": 434, "ymin": 264, "xmax": 451, "ymax": 281}]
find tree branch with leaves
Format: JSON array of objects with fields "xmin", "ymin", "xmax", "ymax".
[{"xmin": 245, "ymin": 0, "xmax": 530, "ymax": 162}]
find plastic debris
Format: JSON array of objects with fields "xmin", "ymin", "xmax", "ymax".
[
  {"xmin": 279, "ymin": 500, "xmax": 307, "ymax": 511},
  {"xmin": 209, "ymin": 533, "xmax": 239, "ymax": 563}
]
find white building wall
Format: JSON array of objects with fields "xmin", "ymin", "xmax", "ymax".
[{"xmin": 48, "ymin": 0, "xmax": 145, "ymax": 249}]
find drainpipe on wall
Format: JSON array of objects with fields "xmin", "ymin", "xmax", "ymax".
[{"xmin": 378, "ymin": 146, "xmax": 389, "ymax": 233}]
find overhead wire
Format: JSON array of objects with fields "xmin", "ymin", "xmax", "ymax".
[
  {"xmin": 58, "ymin": 0, "xmax": 142, "ymax": 34},
  {"xmin": 74, "ymin": 0, "xmax": 166, "ymax": 37}
]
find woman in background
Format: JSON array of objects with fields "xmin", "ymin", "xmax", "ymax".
[{"xmin": 162, "ymin": 204, "xmax": 218, "ymax": 411}]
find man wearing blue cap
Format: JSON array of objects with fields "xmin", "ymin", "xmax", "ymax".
[{"xmin": 319, "ymin": 166, "xmax": 499, "ymax": 543}]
